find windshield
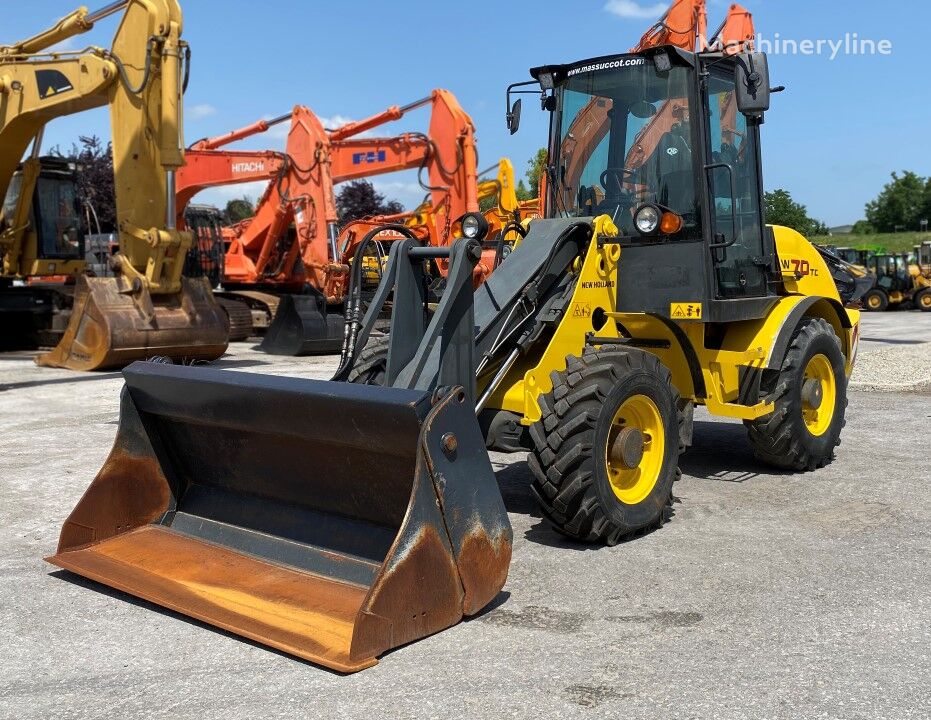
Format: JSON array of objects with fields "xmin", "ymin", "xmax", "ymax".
[
  {"xmin": 35, "ymin": 176, "xmax": 83, "ymax": 259},
  {"xmin": 551, "ymin": 61, "xmax": 700, "ymax": 237},
  {"xmin": 1, "ymin": 172, "xmax": 24, "ymax": 232}
]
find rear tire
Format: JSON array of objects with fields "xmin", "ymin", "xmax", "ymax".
[
  {"xmin": 915, "ymin": 288, "xmax": 931, "ymax": 312},
  {"xmin": 528, "ymin": 347, "xmax": 683, "ymax": 545},
  {"xmin": 746, "ymin": 317, "xmax": 847, "ymax": 471},
  {"xmin": 347, "ymin": 335, "xmax": 389, "ymax": 385},
  {"xmin": 863, "ymin": 288, "xmax": 889, "ymax": 312}
]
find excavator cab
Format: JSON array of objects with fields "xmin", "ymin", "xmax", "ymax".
[
  {"xmin": 0, "ymin": 156, "xmax": 86, "ymax": 348},
  {"xmin": 2, "ymin": 157, "xmax": 85, "ymax": 268}
]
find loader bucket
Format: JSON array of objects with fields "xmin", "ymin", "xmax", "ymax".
[
  {"xmin": 46, "ymin": 362, "xmax": 511, "ymax": 672},
  {"xmin": 36, "ymin": 276, "xmax": 228, "ymax": 371},
  {"xmin": 258, "ymin": 292, "xmax": 344, "ymax": 356}
]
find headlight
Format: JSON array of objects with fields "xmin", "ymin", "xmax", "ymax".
[
  {"xmin": 460, "ymin": 213, "xmax": 489, "ymax": 240},
  {"xmin": 635, "ymin": 205, "xmax": 660, "ymax": 235}
]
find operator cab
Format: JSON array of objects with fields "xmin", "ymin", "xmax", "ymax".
[
  {"xmin": 509, "ymin": 47, "xmax": 779, "ymax": 322},
  {"xmin": 1, "ymin": 156, "xmax": 84, "ymax": 265}
]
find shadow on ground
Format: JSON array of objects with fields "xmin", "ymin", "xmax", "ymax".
[
  {"xmin": 0, "ymin": 372, "xmax": 122, "ymax": 392},
  {"xmin": 680, "ymin": 420, "xmax": 788, "ymax": 483}
]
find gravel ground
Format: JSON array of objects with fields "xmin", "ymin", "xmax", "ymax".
[
  {"xmin": 851, "ymin": 312, "xmax": 931, "ymax": 392},
  {"xmin": 851, "ymin": 342, "xmax": 931, "ymax": 392},
  {"xmin": 0, "ymin": 310, "xmax": 929, "ymax": 719}
]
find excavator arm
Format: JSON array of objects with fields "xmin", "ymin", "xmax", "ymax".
[
  {"xmin": 176, "ymin": 150, "xmax": 286, "ymax": 225},
  {"xmin": 330, "ymin": 89, "xmax": 480, "ymax": 284},
  {"xmin": 175, "ymin": 114, "xmax": 294, "ymax": 223},
  {"xmin": 0, "ymin": 1, "xmax": 227, "ymax": 369}
]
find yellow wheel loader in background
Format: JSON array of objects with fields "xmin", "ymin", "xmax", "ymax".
[
  {"xmin": 0, "ymin": 1, "xmax": 227, "ymax": 369},
  {"xmin": 49, "ymin": 47, "xmax": 860, "ymax": 671}
]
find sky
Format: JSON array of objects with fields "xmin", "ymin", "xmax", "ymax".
[{"xmin": 11, "ymin": 0, "xmax": 929, "ymax": 227}]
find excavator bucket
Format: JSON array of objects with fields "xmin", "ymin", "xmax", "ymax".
[
  {"xmin": 36, "ymin": 276, "xmax": 228, "ymax": 371},
  {"xmin": 258, "ymin": 291, "xmax": 344, "ymax": 355},
  {"xmin": 46, "ymin": 362, "xmax": 511, "ymax": 672}
]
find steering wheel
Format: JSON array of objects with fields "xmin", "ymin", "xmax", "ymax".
[{"xmin": 600, "ymin": 167, "xmax": 636, "ymax": 196}]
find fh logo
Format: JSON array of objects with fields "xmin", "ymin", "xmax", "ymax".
[
  {"xmin": 231, "ymin": 162, "xmax": 265, "ymax": 174},
  {"xmin": 352, "ymin": 150, "xmax": 387, "ymax": 165}
]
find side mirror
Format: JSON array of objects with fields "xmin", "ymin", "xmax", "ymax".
[
  {"xmin": 735, "ymin": 52, "xmax": 771, "ymax": 117},
  {"xmin": 506, "ymin": 98, "xmax": 522, "ymax": 135}
]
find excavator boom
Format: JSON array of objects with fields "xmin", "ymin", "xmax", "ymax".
[{"xmin": 1, "ymin": 1, "xmax": 227, "ymax": 369}]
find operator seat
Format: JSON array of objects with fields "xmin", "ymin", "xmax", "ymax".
[{"xmin": 648, "ymin": 125, "xmax": 695, "ymax": 215}]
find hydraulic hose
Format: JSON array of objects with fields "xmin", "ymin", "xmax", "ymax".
[{"xmin": 333, "ymin": 223, "xmax": 423, "ymax": 380}]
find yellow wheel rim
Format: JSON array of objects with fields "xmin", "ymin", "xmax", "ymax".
[
  {"xmin": 801, "ymin": 354, "xmax": 836, "ymax": 437},
  {"xmin": 868, "ymin": 294, "xmax": 882, "ymax": 309},
  {"xmin": 605, "ymin": 395, "xmax": 665, "ymax": 505},
  {"xmin": 921, "ymin": 294, "xmax": 931, "ymax": 309}
]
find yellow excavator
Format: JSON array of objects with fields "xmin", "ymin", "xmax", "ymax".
[{"xmin": 0, "ymin": 1, "xmax": 227, "ymax": 369}]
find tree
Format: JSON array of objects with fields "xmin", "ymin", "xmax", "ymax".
[
  {"xmin": 224, "ymin": 197, "xmax": 255, "ymax": 223},
  {"xmin": 336, "ymin": 180, "xmax": 403, "ymax": 223},
  {"xmin": 525, "ymin": 148, "xmax": 547, "ymax": 198},
  {"xmin": 763, "ymin": 189, "xmax": 828, "ymax": 237},
  {"xmin": 52, "ymin": 136, "xmax": 116, "ymax": 233},
  {"xmin": 864, "ymin": 171, "xmax": 928, "ymax": 232},
  {"xmin": 515, "ymin": 180, "xmax": 532, "ymax": 202},
  {"xmin": 850, "ymin": 220, "xmax": 875, "ymax": 235}
]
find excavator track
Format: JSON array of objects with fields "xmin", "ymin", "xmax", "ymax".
[
  {"xmin": 214, "ymin": 297, "xmax": 254, "ymax": 341},
  {"xmin": 216, "ymin": 290, "xmax": 280, "ymax": 331}
]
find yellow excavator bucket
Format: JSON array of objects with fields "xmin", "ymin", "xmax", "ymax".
[
  {"xmin": 47, "ymin": 362, "xmax": 511, "ymax": 672},
  {"xmin": 36, "ymin": 275, "xmax": 229, "ymax": 371}
]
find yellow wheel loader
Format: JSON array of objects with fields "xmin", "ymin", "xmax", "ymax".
[
  {"xmin": 1, "ymin": 1, "xmax": 227, "ymax": 369},
  {"xmin": 49, "ymin": 47, "xmax": 859, "ymax": 671}
]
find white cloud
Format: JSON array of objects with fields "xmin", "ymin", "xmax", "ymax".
[
  {"xmin": 320, "ymin": 114, "xmax": 377, "ymax": 139},
  {"xmin": 604, "ymin": 0, "xmax": 668, "ymax": 19},
  {"xmin": 318, "ymin": 114, "xmax": 357, "ymax": 130},
  {"xmin": 192, "ymin": 181, "xmax": 269, "ymax": 209},
  {"xmin": 187, "ymin": 103, "xmax": 217, "ymax": 121},
  {"xmin": 47, "ymin": 37, "xmax": 77, "ymax": 53}
]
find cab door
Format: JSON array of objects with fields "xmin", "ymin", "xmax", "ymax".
[{"xmin": 703, "ymin": 65, "xmax": 770, "ymax": 300}]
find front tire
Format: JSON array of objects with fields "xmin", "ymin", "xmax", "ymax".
[
  {"xmin": 346, "ymin": 335, "xmax": 389, "ymax": 385},
  {"xmin": 915, "ymin": 288, "xmax": 931, "ymax": 312},
  {"xmin": 863, "ymin": 288, "xmax": 889, "ymax": 312},
  {"xmin": 746, "ymin": 317, "xmax": 847, "ymax": 471},
  {"xmin": 528, "ymin": 347, "xmax": 683, "ymax": 545}
]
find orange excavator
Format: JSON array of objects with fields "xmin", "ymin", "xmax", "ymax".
[
  {"xmin": 176, "ymin": 106, "xmax": 342, "ymax": 352},
  {"xmin": 175, "ymin": 89, "xmax": 481, "ymax": 354}
]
